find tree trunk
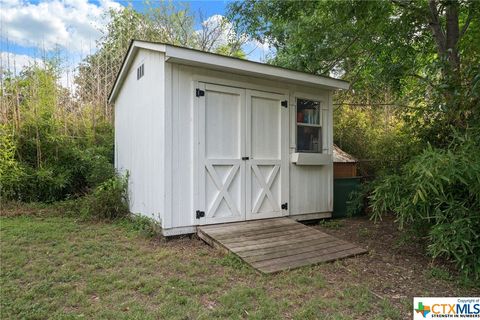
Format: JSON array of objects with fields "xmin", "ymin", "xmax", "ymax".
[
  {"xmin": 445, "ymin": 1, "xmax": 460, "ymax": 74},
  {"xmin": 427, "ymin": 0, "xmax": 461, "ymax": 78},
  {"xmin": 427, "ymin": 0, "xmax": 463, "ymax": 127}
]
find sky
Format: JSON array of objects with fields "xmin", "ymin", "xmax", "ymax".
[{"xmin": 0, "ymin": 0, "xmax": 272, "ymax": 89}]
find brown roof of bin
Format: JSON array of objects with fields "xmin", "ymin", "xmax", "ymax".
[{"xmin": 333, "ymin": 145, "xmax": 357, "ymax": 163}]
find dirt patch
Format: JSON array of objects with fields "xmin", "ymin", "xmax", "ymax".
[{"xmin": 312, "ymin": 214, "xmax": 479, "ymax": 314}]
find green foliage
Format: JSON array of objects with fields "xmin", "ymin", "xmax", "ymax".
[
  {"xmin": 60, "ymin": 174, "xmax": 129, "ymax": 221},
  {"xmin": 346, "ymin": 182, "xmax": 372, "ymax": 217},
  {"xmin": 230, "ymin": 0, "xmax": 479, "ymax": 170},
  {"xmin": 334, "ymin": 106, "xmax": 421, "ymax": 174},
  {"xmin": 8, "ymin": 129, "xmax": 114, "ymax": 202},
  {"xmin": 318, "ymin": 220, "xmax": 343, "ymax": 230},
  {"xmin": 117, "ymin": 215, "xmax": 162, "ymax": 238},
  {"xmin": 87, "ymin": 175, "xmax": 129, "ymax": 220},
  {"xmin": 0, "ymin": 126, "xmax": 25, "ymax": 199},
  {"xmin": 215, "ymin": 43, "xmax": 247, "ymax": 59},
  {"xmin": 426, "ymin": 266, "xmax": 452, "ymax": 282},
  {"xmin": 401, "ymin": 62, "xmax": 480, "ymax": 147},
  {"xmin": 213, "ymin": 253, "xmax": 249, "ymax": 271},
  {"xmin": 2, "ymin": 65, "xmax": 114, "ymax": 202},
  {"xmin": 370, "ymin": 132, "xmax": 480, "ymax": 281}
]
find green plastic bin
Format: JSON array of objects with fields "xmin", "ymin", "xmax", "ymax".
[{"xmin": 333, "ymin": 177, "xmax": 362, "ymax": 218}]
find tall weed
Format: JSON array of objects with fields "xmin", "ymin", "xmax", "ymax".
[{"xmin": 87, "ymin": 174, "xmax": 129, "ymax": 220}]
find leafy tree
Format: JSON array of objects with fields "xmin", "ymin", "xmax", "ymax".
[{"xmin": 229, "ymin": 0, "xmax": 480, "ymax": 147}]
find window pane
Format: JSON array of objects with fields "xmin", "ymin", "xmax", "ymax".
[
  {"xmin": 297, "ymin": 98, "xmax": 321, "ymax": 125},
  {"xmin": 296, "ymin": 98, "xmax": 322, "ymax": 153},
  {"xmin": 297, "ymin": 126, "xmax": 322, "ymax": 153}
]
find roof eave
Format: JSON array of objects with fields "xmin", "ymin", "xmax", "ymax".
[
  {"xmin": 108, "ymin": 40, "xmax": 349, "ymax": 103},
  {"xmin": 165, "ymin": 46, "xmax": 349, "ymax": 90}
]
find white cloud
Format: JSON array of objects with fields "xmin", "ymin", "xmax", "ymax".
[
  {"xmin": 1, "ymin": 51, "xmax": 76, "ymax": 89},
  {"xmin": 0, "ymin": 0, "xmax": 123, "ymax": 54},
  {"xmin": 0, "ymin": 51, "xmax": 43, "ymax": 72},
  {"xmin": 201, "ymin": 14, "xmax": 235, "ymax": 46}
]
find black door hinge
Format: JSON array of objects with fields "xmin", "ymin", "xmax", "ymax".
[
  {"xmin": 196, "ymin": 210, "xmax": 205, "ymax": 219},
  {"xmin": 281, "ymin": 202, "xmax": 288, "ymax": 210},
  {"xmin": 196, "ymin": 89, "xmax": 205, "ymax": 97},
  {"xmin": 242, "ymin": 156, "xmax": 249, "ymax": 160},
  {"xmin": 281, "ymin": 100, "xmax": 288, "ymax": 108}
]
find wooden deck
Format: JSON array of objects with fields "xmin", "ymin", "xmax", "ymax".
[{"xmin": 197, "ymin": 217, "xmax": 367, "ymax": 273}]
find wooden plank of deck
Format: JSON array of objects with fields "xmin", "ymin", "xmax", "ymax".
[{"xmin": 197, "ymin": 217, "xmax": 367, "ymax": 273}]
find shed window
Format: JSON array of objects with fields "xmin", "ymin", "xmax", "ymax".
[{"xmin": 296, "ymin": 98, "xmax": 322, "ymax": 153}]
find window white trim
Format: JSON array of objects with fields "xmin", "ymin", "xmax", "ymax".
[{"xmin": 292, "ymin": 94, "xmax": 327, "ymax": 154}]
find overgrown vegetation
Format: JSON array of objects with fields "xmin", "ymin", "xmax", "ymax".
[
  {"xmin": 370, "ymin": 131, "xmax": 480, "ymax": 281},
  {"xmin": 1, "ymin": 2, "xmax": 247, "ymax": 205},
  {"xmin": 230, "ymin": 0, "xmax": 480, "ymax": 280},
  {"xmin": 58, "ymin": 175, "xmax": 130, "ymax": 221},
  {"xmin": 0, "ymin": 65, "xmax": 114, "ymax": 202}
]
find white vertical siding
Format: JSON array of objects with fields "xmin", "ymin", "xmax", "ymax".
[
  {"xmin": 162, "ymin": 65, "xmax": 334, "ymax": 230},
  {"xmin": 289, "ymin": 88, "xmax": 333, "ymax": 215},
  {"xmin": 114, "ymin": 49, "xmax": 165, "ymax": 222},
  {"xmin": 163, "ymin": 64, "xmax": 196, "ymax": 229}
]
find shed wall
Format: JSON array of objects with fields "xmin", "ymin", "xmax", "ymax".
[{"xmin": 115, "ymin": 50, "xmax": 165, "ymax": 222}]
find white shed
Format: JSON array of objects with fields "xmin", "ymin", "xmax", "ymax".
[{"xmin": 109, "ymin": 40, "xmax": 349, "ymax": 236}]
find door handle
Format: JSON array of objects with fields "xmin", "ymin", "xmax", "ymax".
[{"xmin": 242, "ymin": 157, "xmax": 249, "ymax": 160}]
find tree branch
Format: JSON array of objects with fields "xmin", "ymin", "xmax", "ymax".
[
  {"xmin": 406, "ymin": 73, "xmax": 436, "ymax": 87},
  {"xmin": 323, "ymin": 35, "xmax": 360, "ymax": 74},
  {"xmin": 459, "ymin": 7, "xmax": 473, "ymax": 39}
]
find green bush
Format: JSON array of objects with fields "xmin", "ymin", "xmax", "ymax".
[
  {"xmin": 58, "ymin": 174, "xmax": 129, "ymax": 221},
  {"xmin": 346, "ymin": 182, "xmax": 372, "ymax": 217},
  {"xmin": 86, "ymin": 175, "xmax": 130, "ymax": 220},
  {"xmin": 117, "ymin": 215, "xmax": 162, "ymax": 238},
  {"xmin": 0, "ymin": 126, "xmax": 26, "ymax": 200},
  {"xmin": 2, "ymin": 120, "xmax": 114, "ymax": 203},
  {"xmin": 6, "ymin": 145, "xmax": 115, "ymax": 203},
  {"xmin": 1, "ymin": 64, "xmax": 114, "ymax": 202},
  {"xmin": 370, "ymin": 132, "xmax": 480, "ymax": 282}
]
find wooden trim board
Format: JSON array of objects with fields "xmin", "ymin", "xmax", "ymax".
[{"xmin": 290, "ymin": 212, "xmax": 332, "ymax": 221}]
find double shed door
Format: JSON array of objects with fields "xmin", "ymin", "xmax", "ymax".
[{"xmin": 196, "ymin": 82, "xmax": 289, "ymax": 225}]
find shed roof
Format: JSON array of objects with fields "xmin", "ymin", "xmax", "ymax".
[
  {"xmin": 108, "ymin": 40, "xmax": 349, "ymax": 103},
  {"xmin": 333, "ymin": 145, "xmax": 357, "ymax": 163}
]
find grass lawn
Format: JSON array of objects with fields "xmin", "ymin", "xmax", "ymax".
[{"xmin": 1, "ymin": 209, "xmax": 478, "ymax": 319}]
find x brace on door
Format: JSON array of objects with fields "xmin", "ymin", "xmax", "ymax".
[
  {"xmin": 251, "ymin": 164, "xmax": 281, "ymax": 213},
  {"xmin": 206, "ymin": 163, "xmax": 241, "ymax": 217}
]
